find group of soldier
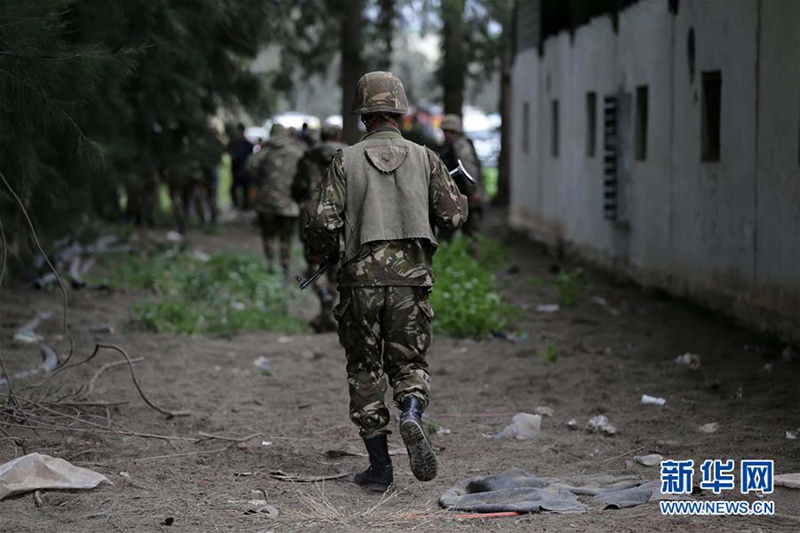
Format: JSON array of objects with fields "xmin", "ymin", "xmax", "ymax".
[{"xmin": 242, "ymin": 110, "xmax": 485, "ymax": 334}]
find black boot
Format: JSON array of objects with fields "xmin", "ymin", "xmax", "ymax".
[
  {"xmin": 353, "ymin": 434, "xmax": 393, "ymax": 491},
  {"xmin": 399, "ymin": 397, "xmax": 438, "ymax": 482}
]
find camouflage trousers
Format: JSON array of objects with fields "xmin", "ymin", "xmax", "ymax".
[
  {"xmin": 257, "ymin": 212, "xmax": 296, "ymax": 269},
  {"xmin": 335, "ymin": 286, "xmax": 433, "ymax": 439}
]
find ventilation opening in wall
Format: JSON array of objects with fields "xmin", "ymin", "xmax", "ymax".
[
  {"xmin": 587, "ymin": 92, "xmax": 597, "ymax": 158},
  {"xmin": 701, "ymin": 71, "xmax": 722, "ymax": 162},
  {"xmin": 523, "ymin": 101, "xmax": 530, "ymax": 154},
  {"xmin": 552, "ymin": 99, "xmax": 560, "ymax": 157},
  {"xmin": 635, "ymin": 85, "xmax": 648, "ymax": 161}
]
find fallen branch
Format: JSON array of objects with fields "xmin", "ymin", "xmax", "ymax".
[
  {"xmin": 81, "ymin": 357, "xmax": 145, "ymax": 400},
  {"xmin": 197, "ymin": 431, "xmax": 262, "ymax": 443}
]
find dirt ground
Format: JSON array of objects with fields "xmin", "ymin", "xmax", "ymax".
[{"xmin": 1, "ymin": 212, "xmax": 799, "ymax": 532}]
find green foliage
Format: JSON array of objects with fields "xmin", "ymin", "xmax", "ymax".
[
  {"xmin": 556, "ymin": 268, "xmax": 586, "ymax": 307},
  {"xmin": 91, "ymin": 249, "xmax": 309, "ymax": 335},
  {"xmin": 424, "ymin": 416, "xmax": 441, "ymax": 435},
  {"xmin": 538, "ymin": 343, "xmax": 558, "ymax": 363},
  {"xmin": 483, "ymin": 167, "xmax": 498, "ymax": 200},
  {"xmin": 431, "ymin": 236, "xmax": 518, "ymax": 338},
  {"xmin": 0, "ymin": 0, "xmax": 274, "ymax": 265}
]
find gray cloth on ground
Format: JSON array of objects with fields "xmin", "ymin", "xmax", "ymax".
[{"xmin": 439, "ymin": 468, "xmax": 661, "ymax": 514}]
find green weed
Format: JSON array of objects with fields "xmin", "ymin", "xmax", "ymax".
[
  {"xmin": 431, "ymin": 236, "xmax": 519, "ymax": 338},
  {"xmin": 92, "ymin": 248, "xmax": 309, "ymax": 335},
  {"xmin": 538, "ymin": 343, "xmax": 558, "ymax": 363},
  {"xmin": 556, "ymin": 268, "xmax": 585, "ymax": 307}
]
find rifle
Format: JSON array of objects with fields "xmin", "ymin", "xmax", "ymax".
[{"xmin": 294, "ymin": 256, "xmax": 339, "ymax": 290}]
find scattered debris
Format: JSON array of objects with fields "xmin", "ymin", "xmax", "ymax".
[
  {"xmin": 0, "ymin": 453, "xmax": 110, "ymax": 500},
  {"xmin": 761, "ymin": 363, "xmax": 773, "ymax": 374},
  {"xmin": 494, "ymin": 413, "xmax": 542, "ymax": 440},
  {"xmin": 436, "ymin": 427, "xmax": 452, "ymax": 436},
  {"xmin": 119, "ymin": 471, "xmax": 131, "ymax": 479},
  {"xmin": 13, "ymin": 311, "xmax": 53, "ymax": 344},
  {"xmin": 269, "ymin": 470, "xmax": 350, "ymax": 483},
  {"xmin": 675, "ymin": 353, "xmax": 702, "ymax": 370},
  {"xmin": 165, "ymin": 231, "xmax": 183, "ymax": 243},
  {"xmin": 535, "ymin": 304, "xmax": 560, "ymax": 313},
  {"xmin": 586, "ymin": 415, "xmax": 617, "ymax": 436},
  {"xmin": 491, "ymin": 331, "xmax": 530, "ymax": 342},
  {"xmin": 261, "ymin": 441, "xmax": 273, "ymax": 446},
  {"xmin": 89, "ymin": 323, "xmax": 115, "ymax": 335},
  {"xmin": 641, "ymin": 395, "xmax": 666, "ymax": 406},
  {"xmin": 785, "ymin": 430, "xmax": 798, "ymax": 440},
  {"xmin": 591, "ymin": 296, "xmax": 608, "ymax": 306},
  {"xmin": 0, "ymin": 344, "xmax": 59, "ymax": 387},
  {"xmin": 781, "ymin": 346, "xmax": 797, "ymax": 363},
  {"xmin": 535, "ymin": 406, "xmax": 554, "ymax": 417},
  {"xmin": 567, "ymin": 419, "xmax": 579, "ymax": 430},
  {"xmin": 252, "ymin": 356, "xmax": 272, "ymax": 376},
  {"xmin": 634, "ymin": 454, "xmax": 663, "ymax": 467},
  {"xmin": 698, "ymin": 422, "xmax": 720, "ymax": 434},
  {"xmin": 774, "ymin": 473, "xmax": 800, "ymax": 490},
  {"xmin": 161, "ymin": 517, "xmax": 175, "ymax": 526},
  {"xmin": 191, "ymin": 250, "xmax": 211, "ymax": 263},
  {"xmin": 276, "ymin": 336, "xmax": 292, "ymax": 344},
  {"xmin": 733, "ymin": 387, "xmax": 744, "ymax": 401}
]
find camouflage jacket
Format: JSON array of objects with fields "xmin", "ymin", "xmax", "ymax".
[
  {"xmin": 250, "ymin": 131, "xmax": 305, "ymax": 217},
  {"xmin": 439, "ymin": 134, "xmax": 485, "ymax": 208},
  {"xmin": 304, "ymin": 126, "xmax": 468, "ymax": 287},
  {"xmin": 291, "ymin": 141, "xmax": 347, "ymax": 204}
]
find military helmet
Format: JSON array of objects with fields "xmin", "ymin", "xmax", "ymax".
[
  {"xmin": 270, "ymin": 123, "xmax": 287, "ymax": 137},
  {"xmin": 440, "ymin": 114, "xmax": 463, "ymax": 133},
  {"xmin": 321, "ymin": 123, "xmax": 342, "ymax": 141},
  {"xmin": 351, "ymin": 71, "xmax": 409, "ymax": 116}
]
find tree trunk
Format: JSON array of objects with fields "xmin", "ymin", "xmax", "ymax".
[
  {"xmin": 442, "ymin": 0, "xmax": 466, "ymax": 116},
  {"xmin": 341, "ymin": 0, "xmax": 365, "ymax": 145},
  {"xmin": 494, "ymin": 0, "xmax": 515, "ymax": 207}
]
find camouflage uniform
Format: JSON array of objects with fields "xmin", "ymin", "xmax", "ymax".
[
  {"xmin": 306, "ymin": 129, "xmax": 467, "ymax": 439},
  {"xmin": 249, "ymin": 124, "xmax": 305, "ymax": 272},
  {"xmin": 292, "ymin": 125, "xmax": 346, "ymax": 331},
  {"xmin": 438, "ymin": 114, "xmax": 485, "ymax": 257}
]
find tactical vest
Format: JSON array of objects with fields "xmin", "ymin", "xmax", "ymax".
[{"xmin": 342, "ymin": 132, "xmax": 436, "ymax": 261}]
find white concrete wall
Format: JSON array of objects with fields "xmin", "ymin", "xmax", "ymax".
[{"xmin": 509, "ymin": 0, "xmax": 800, "ymax": 342}]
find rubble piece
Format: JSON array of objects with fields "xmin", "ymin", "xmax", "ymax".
[
  {"xmin": 785, "ymin": 430, "xmax": 797, "ymax": 440},
  {"xmin": 675, "ymin": 353, "xmax": 702, "ymax": 370},
  {"xmin": 535, "ymin": 406, "xmax": 554, "ymax": 417},
  {"xmin": 535, "ymin": 304, "xmax": 560, "ymax": 313},
  {"xmin": 495, "ymin": 413, "xmax": 542, "ymax": 440},
  {"xmin": 567, "ymin": 419, "xmax": 579, "ymax": 430},
  {"xmin": 698, "ymin": 422, "xmax": 720, "ymax": 434},
  {"xmin": 586, "ymin": 415, "xmax": 617, "ymax": 436},
  {"xmin": 253, "ymin": 356, "xmax": 272, "ymax": 376},
  {"xmin": 641, "ymin": 395, "xmax": 666, "ymax": 406},
  {"xmin": 634, "ymin": 454, "xmax": 663, "ymax": 467}
]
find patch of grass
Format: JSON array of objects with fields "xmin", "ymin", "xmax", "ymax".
[
  {"xmin": 556, "ymin": 267, "xmax": 586, "ymax": 307},
  {"xmin": 538, "ymin": 343, "xmax": 558, "ymax": 363},
  {"xmin": 91, "ymin": 248, "xmax": 309, "ymax": 335},
  {"xmin": 424, "ymin": 417, "xmax": 441, "ymax": 435},
  {"xmin": 482, "ymin": 167, "xmax": 498, "ymax": 200},
  {"xmin": 431, "ymin": 236, "xmax": 519, "ymax": 338}
]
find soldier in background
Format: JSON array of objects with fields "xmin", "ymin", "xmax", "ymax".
[
  {"xmin": 438, "ymin": 114, "xmax": 485, "ymax": 258},
  {"xmin": 292, "ymin": 124, "xmax": 346, "ymax": 332},
  {"xmin": 193, "ymin": 121, "xmax": 226, "ymax": 224},
  {"xmin": 249, "ymin": 123, "xmax": 305, "ymax": 277},
  {"xmin": 305, "ymin": 72, "xmax": 468, "ymax": 491},
  {"xmin": 229, "ymin": 123, "xmax": 254, "ymax": 210}
]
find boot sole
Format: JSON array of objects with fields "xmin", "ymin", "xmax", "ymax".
[{"xmin": 400, "ymin": 418, "xmax": 438, "ymax": 482}]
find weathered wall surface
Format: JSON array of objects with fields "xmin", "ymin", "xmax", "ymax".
[{"xmin": 510, "ymin": 0, "xmax": 800, "ymax": 342}]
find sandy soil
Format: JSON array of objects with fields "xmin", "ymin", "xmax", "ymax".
[{"xmin": 1, "ymin": 213, "xmax": 798, "ymax": 532}]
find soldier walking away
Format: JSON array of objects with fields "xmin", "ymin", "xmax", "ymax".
[
  {"xmin": 249, "ymin": 123, "xmax": 305, "ymax": 277},
  {"xmin": 438, "ymin": 114, "xmax": 485, "ymax": 258},
  {"xmin": 305, "ymin": 71, "xmax": 468, "ymax": 491},
  {"xmin": 292, "ymin": 124, "xmax": 346, "ymax": 332},
  {"xmin": 230, "ymin": 123, "xmax": 254, "ymax": 210}
]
